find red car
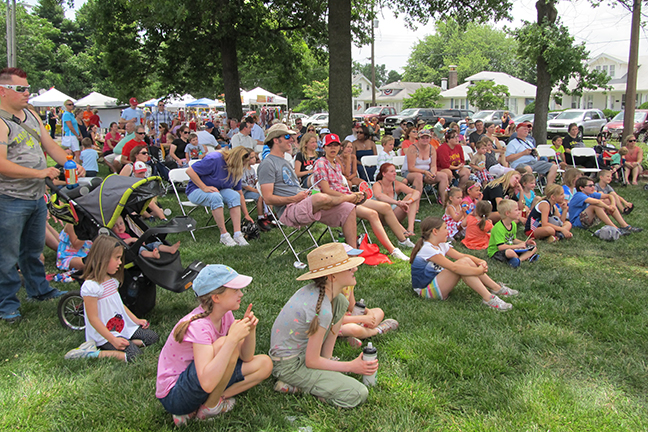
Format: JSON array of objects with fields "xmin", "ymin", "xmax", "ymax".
[
  {"xmin": 602, "ymin": 109, "xmax": 648, "ymax": 142},
  {"xmin": 354, "ymin": 106, "xmax": 397, "ymax": 126}
]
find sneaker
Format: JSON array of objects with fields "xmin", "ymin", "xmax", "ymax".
[
  {"xmin": 233, "ymin": 234, "xmax": 249, "ymax": 246},
  {"xmin": 547, "ymin": 235, "xmax": 558, "ymax": 244},
  {"xmin": 391, "ymin": 247, "xmax": 409, "ymax": 261},
  {"xmin": 196, "ymin": 398, "xmax": 236, "ymax": 420},
  {"xmin": 398, "ymin": 238, "xmax": 416, "ymax": 248},
  {"xmin": 172, "ymin": 412, "xmax": 195, "ymax": 427},
  {"xmin": 1, "ymin": 310, "xmax": 21, "ymax": 324},
  {"xmin": 376, "ymin": 318, "xmax": 399, "ymax": 334},
  {"xmin": 257, "ymin": 218, "xmax": 272, "ymax": 232},
  {"xmin": 483, "ymin": 295, "xmax": 512, "ymax": 311},
  {"xmin": 27, "ymin": 288, "xmax": 68, "ymax": 302},
  {"xmin": 220, "ymin": 233, "xmax": 237, "ymax": 247},
  {"xmin": 347, "ymin": 337, "xmax": 362, "ymax": 348},
  {"xmin": 555, "ymin": 232, "xmax": 565, "ymax": 241},
  {"xmin": 507, "ymin": 257, "xmax": 521, "ymax": 268},
  {"xmin": 528, "ymin": 253, "xmax": 540, "ymax": 263},
  {"xmin": 273, "ymin": 380, "xmax": 301, "ymax": 394},
  {"xmin": 620, "ymin": 225, "xmax": 643, "ymax": 233},
  {"xmin": 64, "ymin": 340, "xmax": 99, "ymax": 359},
  {"xmin": 617, "ymin": 226, "xmax": 632, "ymax": 236},
  {"xmin": 492, "ymin": 282, "xmax": 519, "ymax": 296}
]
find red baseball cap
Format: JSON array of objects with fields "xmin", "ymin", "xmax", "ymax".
[
  {"xmin": 323, "ymin": 133, "xmax": 341, "ymax": 146},
  {"xmin": 129, "ymin": 97, "xmax": 138, "ymax": 105}
]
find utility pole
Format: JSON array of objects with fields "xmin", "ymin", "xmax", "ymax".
[
  {"xmin": 370, "ymin": 16, "xmax": 377, "ymax": 106},
  {"xmin": 6, "ymin": 0, "xmax": 16, "ymax": 67},
  {"xmin": 623, "ymin": 0, "xmax": 641, "ymax": 142}
]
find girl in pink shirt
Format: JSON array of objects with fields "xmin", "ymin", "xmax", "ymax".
[{"xmin": 156, "ymin": 265, "xmax": 271, "ymax": 427}]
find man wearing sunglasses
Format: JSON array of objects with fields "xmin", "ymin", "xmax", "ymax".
[
  {"xmin": 0, "ymin": 67, "xmax": 86, "ymax": 323},
  {"xmin": 120, "ymin": 125, "xmax": 148, "ymax": 166},
  {"xmin": 258, "ymin": 123, "xmax": 358, "ymax": 247},
  {"xmin": 151, "ymin": 100, "xmax": 175, "ymax": 131}
]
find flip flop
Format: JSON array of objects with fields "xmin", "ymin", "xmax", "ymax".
[
  {"xmin": 354, "ymin": 192, "xmax": 367, "ymax": 206},
  {"xmin": 403, "ymin": 230, "xmax": 415, "ymax": 237},
  {"xmin": 358, "ymin": 181, "xmax": 373, "ymax": 200},
  {"xmin": 623, "ymin": 204, "xmax": 634, "ymax": 215}
]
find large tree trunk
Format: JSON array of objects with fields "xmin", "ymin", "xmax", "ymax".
[
  {"xmin": 533, "ymin": 0, "xmax": 557, "ymax": 144},
  {"xmin": 221, "ymin": 34, "xmax": 243, "ymax": 120},
  {"xmin": 623, "ymin": 0, "xmax": 641, "ymax": 142},
  {"xmin": 328, "ymin": 0, "xmax": 352, "ymax": 137}
]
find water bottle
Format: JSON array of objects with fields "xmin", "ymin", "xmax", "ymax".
[
  {"xmin": 352, "ymin": 298, "xmax": 366, "ymax": 316},
  {"xmin": 362, "ymin": 342, "xmax": 377, "ymax": 387},
  {"xmin": 64, "ymin": 155, "xmax": 78, "ymax": 189}
]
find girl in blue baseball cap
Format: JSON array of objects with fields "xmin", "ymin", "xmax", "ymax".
[{"xmin": 156, "ymin": 264, "xmax": 272, "ymax": 426}]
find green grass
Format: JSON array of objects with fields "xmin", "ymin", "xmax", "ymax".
[{"xmin": 2, "ymin": 161, "xmax": 648, "ymax": 431}]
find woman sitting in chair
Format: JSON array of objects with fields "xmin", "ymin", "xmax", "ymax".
[
  {"xmin": 186, "ymin": 147, "xmax": 254, "ymax": 247},
  {"xmin": 313, "ymin": 133, "xmax": 414, "ymax": 261}
]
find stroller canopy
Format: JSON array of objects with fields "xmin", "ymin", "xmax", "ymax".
[{"xmin": 75, "ymin": 175, "xmax": 164, "ymax": 229}]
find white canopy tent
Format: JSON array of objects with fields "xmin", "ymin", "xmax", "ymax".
[
  {"xmin": 186, "ymin": 97, "xmax": 223, "ymax": 108},
  {"xmin": 29, "ymin": 88, "xmax": 75, "ymax": 107},
  {"xmin": 241, "ymin": 87, "xmax": 287, "ymax": 106},
  {"xmin": 165, "ymin": 94, "xmax": 196, "ymax": 108},
  {"xmin": 75, "ymin": 91, "xmax": 118, "ymax": 108}
]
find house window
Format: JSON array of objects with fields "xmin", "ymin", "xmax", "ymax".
[
  {"xmin": 571, "ymin": 95, "xmax": 580, "ymax": 109},
  {"xmin": 366, "ymin": 85, "xmax": 370, "ymax": 91},
  {"xmin": 587, "ymin": 95, "xmax": 593, "ymax": 109},
  {"xmin": 595, "ymin": 65, "xmax": 601, "ymax": 71},
  {"xmin": 609, "ymin": 65, "xmax": 615, "ymax": 78},
  {"xmin": 603, "ymin": 65, "xmax": 608, "ymax": 75}
]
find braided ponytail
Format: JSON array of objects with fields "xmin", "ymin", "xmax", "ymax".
[
  {"xmin": 306, "ymin": 276, "xmax": 328, "ymax": 336},
  {"xmin": 173, "ymin": 288, "xmax": 225, "ymax": 342}
]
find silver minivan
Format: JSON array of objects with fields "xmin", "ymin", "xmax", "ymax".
[{"xmin": 547, "ymin": 109, "xmax": 607, "ymax": 136}]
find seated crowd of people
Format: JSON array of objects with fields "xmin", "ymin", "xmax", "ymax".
[{"xmin": 1, "ymin": 62, "xmax": 643, "ymax": 428}]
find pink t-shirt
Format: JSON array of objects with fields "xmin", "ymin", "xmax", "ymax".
[{"xmin": 155, "ymin": 306, "xmax": 235, "ymax": 399}]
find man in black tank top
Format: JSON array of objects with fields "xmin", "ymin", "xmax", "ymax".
[{"xmin": 0, "ymin": 67, "xmax": 85, "ymax": 323}]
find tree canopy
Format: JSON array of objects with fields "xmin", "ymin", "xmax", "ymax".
[
  {"xmin": 402, "ymin": 86, "xmax": 442, "ymax": 109},
  {"xmin": 467, "ymin": 81, "xmax": 510, "ymax": 110}
]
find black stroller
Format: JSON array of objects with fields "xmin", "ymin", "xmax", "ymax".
[{"xmin": 47, "ymin": 174, "xmax": 206, "ymax": 331}]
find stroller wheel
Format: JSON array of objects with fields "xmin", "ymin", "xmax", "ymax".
[
  {"xmin": 644, "ymin": 184, "xmax": 648, "ymax": 191},
  {"xmin": 57, "ymin": 291, "xmax": 85, "ymax": 331}
]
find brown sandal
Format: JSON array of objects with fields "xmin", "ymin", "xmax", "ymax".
[{"xmin": 354, "ymin": 192, "xmax": 367, "ymax": 206}]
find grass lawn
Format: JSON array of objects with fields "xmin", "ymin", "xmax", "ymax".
[{"xmin": 2, "ymin": 159, "xmax": 648, "ymax": 431}]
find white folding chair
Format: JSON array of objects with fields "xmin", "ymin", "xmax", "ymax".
[
  {"xmin": 570, "ymin": 147, "xmax": 601, "ymax": 175},
  {"xmin": 462, "ymin": 145, "xmax": 474, "ymax": 168},
  {"xmin": 360, "ymin": 155, "xmax": 379, "ymax": 184},
  {"xmin": 376, "ymin": 144, "xmax": 383, "ymax": 154},
  {"xmin": 188, "ymin": 159, "xmax": 200, "ymax": 166},
  {"xmin": 168, "ymin": 168, "xmax": 217, "ymax": 241},
  {"xmin": 533, "ymin": 146, "xmax": 565, "ymax": 192},
  {"xmin": 392, "ymin": 156, "xmax": 405, "ymax": 173}
]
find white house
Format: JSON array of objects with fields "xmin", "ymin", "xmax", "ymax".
[
  {"xmin": 352, "ymin": 74, "xmax": 378, "ymax": 113},
  {"xmin": 551, "ymin": 53, "xmax": 648, "ymax": 111},
  {"xmin": 439, "ymin": 71, "xmax": 536, "ymax": 115},
  {"xmin": 373, "ymin": 81, "xmax": 437, "ymax": 112}
]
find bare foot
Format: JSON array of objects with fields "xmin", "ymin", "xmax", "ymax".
[
  {"xmin": 159, "ymin": 241, "xmax": 181, "ymax": 254},
  {"xmin": 141, "ymin": 248, "xmax": 161, "ymax": 259}
]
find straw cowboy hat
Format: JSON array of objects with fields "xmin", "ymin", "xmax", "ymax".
[{"xmin": 296, "ymin": 243, "xmax": 365, "ymax": 281}]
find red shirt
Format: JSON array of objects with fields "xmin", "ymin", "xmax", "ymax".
[
  {"xmin": 436, "ymin": 143, "xmax": 464, "ymax": 170},
  {"xmin": 121, "ymin": 139, "xmax": 145, "ymax": 162},
  {"xmin": 89, "ymin": 114, "xmax": 101, "ymax": 127}
]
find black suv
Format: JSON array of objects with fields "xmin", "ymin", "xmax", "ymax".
[{"xmin": 384, "ymin": 108, "xmax": 469, "ymax": 133}]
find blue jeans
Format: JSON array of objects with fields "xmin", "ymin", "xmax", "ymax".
[
  {"xmin": 0, "ymin": 195, "xmax": 59, "ymax": 315},
  {"xmin": 187, "ymin": 188, "xmax": 241, "ymax": 210}
]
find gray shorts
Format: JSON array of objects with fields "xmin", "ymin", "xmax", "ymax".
[{"xmin": 519, "ymin": 159, "xmax": 554, "ymax": 175}]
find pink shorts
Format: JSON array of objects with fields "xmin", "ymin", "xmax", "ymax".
[{"xmin": 280, "ymin": 196, "xmax": 354, "ymax": 228}]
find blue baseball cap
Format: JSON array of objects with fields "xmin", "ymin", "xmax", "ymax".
[
  {"xmin": 205, "ymin": 122, "xmax": 215, "ymax": 129},
  {"xmin": 192, "ymin": 264, "xmax": 252, "ymax": 296}
]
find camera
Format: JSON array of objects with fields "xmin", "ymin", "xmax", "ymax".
[{"xmin": 530, "ymin": 148, "xmax": 538, "ymax": 157}]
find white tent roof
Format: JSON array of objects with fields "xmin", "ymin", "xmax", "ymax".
[
  {"xmin": 139, "ymin": 98, "xmax": 160, "ymax": 107},
  {"xmin": 242, "ymin": 87, "xmax": 287, "ymax": 105},
  {"xmin": 75, "ymin": 91, "xmax": 118, "ymax": 109},
  {"xmin": 29, "ymin": 88, "xmax": 75, "ymax": 107},
  {"xmin": 166, "ymin": 94, "xmax": 196, "ymax": 108}
]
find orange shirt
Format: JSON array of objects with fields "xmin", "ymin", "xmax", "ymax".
[
  {"xmin": 461, "ymin": 215, "xmax": 493, "ymax": 250},
  {"xmin": 83, "ymin": 110, "xmax": 93, "ymax": 126}
]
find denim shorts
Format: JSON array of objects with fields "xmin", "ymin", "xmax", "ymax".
[
  {"xmin": 158, "ymin": 359, "xmax": 244, "ymax": 415},
  {"xmin": 187, "ymin": 187, "xmax": 241, "ymax": 210}
]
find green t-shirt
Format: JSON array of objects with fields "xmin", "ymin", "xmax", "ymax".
[{"xmin": 488, "ymin": 220, "xmax": 517, "ymax": 257}]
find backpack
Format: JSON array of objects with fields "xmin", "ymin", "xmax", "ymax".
[{"xmin": 593, "ymin": 225, "xmax": 620, "ymax": 241}]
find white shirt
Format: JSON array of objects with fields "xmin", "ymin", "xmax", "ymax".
[
  {"xmin": 231, "ymin": 132, "xmax": 256, "ymax": 149},
  {"xmin": 196, "ymin": 130, "xmax": 219, "ymax": 148}
]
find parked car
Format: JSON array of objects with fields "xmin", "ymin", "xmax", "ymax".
[
  {"xmin": 511, "ymin": 112, "xmax": 560, "ymax": 126},
  {"xmin": 384, "ymin": 108, "xmax": 470, "ymax": 133},
  {"xmin": 353, "ymin": 106, "xmax": 397, "ymax": 126},
  {"xmin": 546, "ymin": 109, "xmax": 607, "ymax": 137},
  {"xmin": 283, "ymin": 112, "xmax": 309, "ymax": 128},
  {"xmin": 304, "ymin": 112, "xmax": 329, "ymax": 129},
  {"xmin": 602, "ymin": 109, "xmax": 648, "ymax": 142},
  {"xmin": 471, "ymin": 110, "xmax": 518, "ymax": 124}
]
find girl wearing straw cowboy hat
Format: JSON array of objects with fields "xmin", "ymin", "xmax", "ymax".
[{"xmin": 269, "ymin": 243, "xmax": 378, "ymax": 408}]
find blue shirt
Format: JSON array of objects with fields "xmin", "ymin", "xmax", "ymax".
[
  {"xmin": 186, "ymin": 151, "xmax": 242, "ymax": 196},
  {"xmin": 80, "ymin": 148, "xmax": 99, "ymax": 172},
  {"xmin": 505, "ymin": 137, "xmax": 536, "ymax": 168},
  {"xmin": 121, "ymin": 107, "xmax": 144, "ymax": 124},
  {"xmin": 568, "ymin": 191, "xmax": 601, "ymax": 227},
  {"xmin": 250, "ymin": 124, "xmax": 265, "ymax": 142},
  {"xmin": 62, "ymin": 111, "xmax": 78, "ymax": 136}
]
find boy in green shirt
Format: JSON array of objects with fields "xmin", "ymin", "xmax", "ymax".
[{"xmin": 488, "ymin": 199, "xmax": 538, "ymax": 268}]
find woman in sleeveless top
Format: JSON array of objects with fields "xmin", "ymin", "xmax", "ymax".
[
  {"xmin": 401, "ymin": 129, "xmax": 450, "ymax": 204},
  {"xmin": 623, "ymin": 135, "xmax": 643, "ymax": 185},
  {"xmin": 373, "ymin": 163, "xmax": 421, "ymax": 236},
  {"xmin": 353, "ymin": 126, "xmax": 377, "ymax": 182}
]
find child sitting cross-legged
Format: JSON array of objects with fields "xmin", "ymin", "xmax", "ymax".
[
  {"xmin": 488, "ymin": 199, "xmax": 539, "ymax": 268},
  {"xmin": 461, "ymin": 200, "xmax": 493, "ymax": 250},
  {"xmin": 524, "ymin": 184, "xmax": 573, "ymax": 243},
  {"xmin": 410, "ymin": 217, "xmax": 517, "ymax": 310},
  {"xmin": 568, "ymin": 177, "xmax": 642, "ymax": 234},
  {"xmin": 111, "ymin": 214, "xmax": 180, "ymax": 259}
]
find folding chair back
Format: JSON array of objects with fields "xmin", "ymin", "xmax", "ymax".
[
  {"xmin": 571, "ymin": 147, "xmax": 601, "ymax": 174},
  {"xmin": 360, "ymin": 155, "xmax": 379, "ymax": 184},
  {"xmin": 168, "ymin": 168, "xmax": 216, "ymax": 241}
]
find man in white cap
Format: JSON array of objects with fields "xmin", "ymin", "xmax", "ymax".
[{"xmin": 258, "ymin": 124, "xmax": 359, "ymax": 246}]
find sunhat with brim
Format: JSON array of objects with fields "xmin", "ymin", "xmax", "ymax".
[
  {"xmin": 296, "ymin": 243, "xmax": 364, "ymax": 281},
  {"xmin": 192, "ymin": 264, "xmax": 252, "ymax": 296},
  {"xmin": 264, "ymin": 123, "xmax": 297, "ymax": 144}
]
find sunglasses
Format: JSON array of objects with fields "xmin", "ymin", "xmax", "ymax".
[
  {"xmin": 628, "ymin": 139, "xmax": 637, "ymax": 142},
  {"xmin": 586, "ymin": 183, "xmax": 595, "ymax": 187},
  {"xmin": 65, "ymin": 103, "xmax": 74, "ymax": 107},
  {"xmin": 0, "ymin": 84, "xmax": 30, "ymax": 93},
  {"xmin": 140, "ymin": 151, "xmax": 149, "ymax": 155},
  {"xmin": 283, "ymin": 134, "xmax": 293, "ymax": 140},
  {"xmin": 182, "ymin": 131, "xmax": 189, "ymax": 134},
  {"xmin": 135, "ymin": 132, "xmax": 145, "ymax": 135}
]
